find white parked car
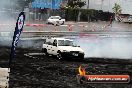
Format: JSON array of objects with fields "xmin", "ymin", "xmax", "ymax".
[
  {"xmin": 42, "ymin": 38, "xmax": 84, "ymax": 60},
  {"xmin": 122, "ymin": 16, "xmax": 132, "ymax": 23},
  {"xmin": 47, "ymin": 16, "xmax": 65, "ymax": 25},
  {"xmin": 128, "ymin": 16, "xmax": 132, "ymax": 22}
]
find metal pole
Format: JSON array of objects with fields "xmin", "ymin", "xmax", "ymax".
[
  {"xmin": 87, "ymin": 0, "xmax": 90, "ymax": 22},
  {"xmin": 101, "ymin": 0, "xmax": 103, "ymax": 10},
  {"xmin": 108, "ymin": 0, "xmax": 110, "ymax": 12},
  {"xmin": 87, "ymin": 0, "xmax": 89, "ymax": 9}
]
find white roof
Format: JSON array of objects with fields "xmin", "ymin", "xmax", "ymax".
[
  {"xmin": 51, "ymin": 38, "xmax": 73, "ymax": 41},
  {"xmin": 50, "ymin": 16, "xmax": 60, "ymax": 17}
]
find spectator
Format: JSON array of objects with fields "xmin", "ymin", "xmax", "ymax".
[{"xmin": 109, "ymin": 16, "xmax": 114, "ymax": 27}]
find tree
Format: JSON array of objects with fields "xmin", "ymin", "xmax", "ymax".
[
  {"xmin": 67, "ymin": 0, "xmax": 86, "ymax": 8},
  {"xmin": 112, "ymin": 3, "xmax": 122, "ymax": 15},
  {"xmin": 112, "ymin": 3, "xmax": 122, "ymax": 21},
  {"xmin": 66, "ymin": 0, "xmax": 86, "ymax": 21}
]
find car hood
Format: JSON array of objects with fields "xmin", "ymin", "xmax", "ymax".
[{"xmin": 58, "ymin": 46, "xmax": 84, "ymax": 53}]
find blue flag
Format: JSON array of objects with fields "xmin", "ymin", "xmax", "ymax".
[{"xmin": 10, "ymin": 12, "xmax": 25, "ymax": 67}]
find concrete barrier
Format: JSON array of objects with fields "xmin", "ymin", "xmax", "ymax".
[
  {"xmin": 20, "ymin": 31, "xmax": 132, "ymax": 38},
  {"xmin": 0, "ymin": 68, "xmax": 10, "ymax": 88}
]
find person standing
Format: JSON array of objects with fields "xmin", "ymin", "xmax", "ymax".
[{"xmin": 109, "ymin": 16, "xmax": 113, "ymax": 27}]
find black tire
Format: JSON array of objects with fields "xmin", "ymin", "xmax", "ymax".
[
  {"xmin": 42, "ymin": 48, "xmax": 48, "ymax": 56},
  {"xmin": 81, "ymin": 55, "xmax": 84, "ymax": 60},
  {"xmin": 78, "ymin": 56, "xmax": 84, "ymax": 61},
  {"xmin": 81, "ymin": 57, "xmax": 84, "ymax": 61},
  {"xmin": 61, "ymin": 21, "xmax": 64, "ymax": 25},
  {"xmin": 57, "ymin": 51, "xmax": 62, "ymax": 60}
]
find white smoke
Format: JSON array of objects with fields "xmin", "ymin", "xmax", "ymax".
[
  {"xmin": 0, "ymin": 0, "xmax": 21, "ymax": 46},
  {"xmin": 75, "ymin": 36, "xmax": 132, "ymax": 59},
  {"xmin": 0, "ymin": 0, "xmax": 17, "ymax": 32}
]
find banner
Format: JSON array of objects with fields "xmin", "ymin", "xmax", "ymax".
[
  {"xmin": 32, "ymin": 0, "xmax": 62, "ymax": 9},
  {"xmin": 52, "ymin": 0, "xmax": 61, "ymax": 9},
  {"xmin": 10, "ymin": 12, "xmax": 25, "ymax": 66}
]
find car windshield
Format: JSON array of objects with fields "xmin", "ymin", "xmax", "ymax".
[
  {"xmin": 128, "ymin": 16, "xmax": 132, "ymax": 19},
  {"xmin": 58, "ymin": 40, "xmax": 74, "ymax": 46},
  {"xmin": 51, "ymin": 17, "xmax": 60, "ymax": 19}
]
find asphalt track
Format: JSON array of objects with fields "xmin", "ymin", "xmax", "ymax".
[
  {"xmin": 10, "ymin": 47, "xmax": 132, "ymax": 88},
  {"xmin": 0, "ymin": 46, "xmax": 132, "ymax": 88},
  {"xmin": 0, "ymin": 22, "xmax": 132, "ymax": 87}
]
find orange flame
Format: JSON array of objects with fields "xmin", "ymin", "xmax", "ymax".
[{"xmin": 78, "ymin": 66, "xmax": 86, "ymax": 76}]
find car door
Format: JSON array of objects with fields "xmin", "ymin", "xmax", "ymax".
[
  {"xmin": 57, "ymin": 17, "xmax": 61, "ymax": 24},
  {"xmin": 46, "ymin": 42, "xmax": 52, "ymax": 54},
  {"xmin": 51, "ymin": 39, "xmax": 58, "ymax": 55},
  {"xmin": 48, "ymin": 17, "xmax": 53, "ymax": 23},
  {"xmin": 49, "ymin": 17, "xmax": 56, "ymax": 24}
]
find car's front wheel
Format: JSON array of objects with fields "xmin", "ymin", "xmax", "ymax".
[
  {"xmin": 81, "ymin": 56, "xmax": 84, "ymax": 60},
  {"xmin": 78, "ymin": 55, "xmax": 84, "ymax": 61},
  {"xmin": 42, "ymin": 48, "xmax": 48, "ymax": 56}
]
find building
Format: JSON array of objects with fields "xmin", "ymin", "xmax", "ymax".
[
  {"xmin": 27, "ymin": 0, "xmax": 132, "ymax": 21},
  {"xmin": 83, "ymin": 0, "xmax": 132, "ymax": 15},
  {"xmin": 32, "ymin": 0, "xmax": 62, "ymax": 9},
  {"xmin": 24, "ymin": 0, "xmax": 66, "ymax": 21}
]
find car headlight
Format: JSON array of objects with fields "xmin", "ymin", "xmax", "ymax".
[{"xmin": 79, "ymin": 51, "xmax": 85, "ymax": 54}]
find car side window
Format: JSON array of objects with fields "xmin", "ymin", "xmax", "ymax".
[
  {"xmin": 53, "ymin": 40, "xmax": 57, "ymax": 46},
  {"xmin": 49, "ymin": 42, "xmax": 53, "ymax": 45},
  {"xmin": 45, "ymin": 42, "xmax": 48, "ymax": 44}
]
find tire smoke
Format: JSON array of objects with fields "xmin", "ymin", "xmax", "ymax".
[{"xmin": 75, "ymin": 36, "xmax": 132, "ymax": 59}]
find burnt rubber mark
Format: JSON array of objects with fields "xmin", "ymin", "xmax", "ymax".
[{"xmin": 24, "ymin": 53, "xmax": 132, "ymax": 65}]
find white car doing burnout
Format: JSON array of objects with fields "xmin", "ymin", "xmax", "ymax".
[
  {"xmin": 42, "ymin": 38, "xmax": 84, "ymax": 60},
  {"xmin": 47, "ymin": 16, "xmax": 65, "ymax": 25}
]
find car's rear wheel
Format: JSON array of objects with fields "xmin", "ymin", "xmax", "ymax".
[
  {"xmin": 62, "ymin": 21, "xmax": 64, "ymax": 25},
  {"xmin": 55, "ymin": 21, "xmax": 60, "ymax": 26},
  {"xmin": 57, "ymin": 52, "xmax": 62, "ymax": 60}
]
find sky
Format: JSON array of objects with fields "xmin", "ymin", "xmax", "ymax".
[{"xmin": 84, "ymin": 0, "xmax": 132, "ymax": 14}]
